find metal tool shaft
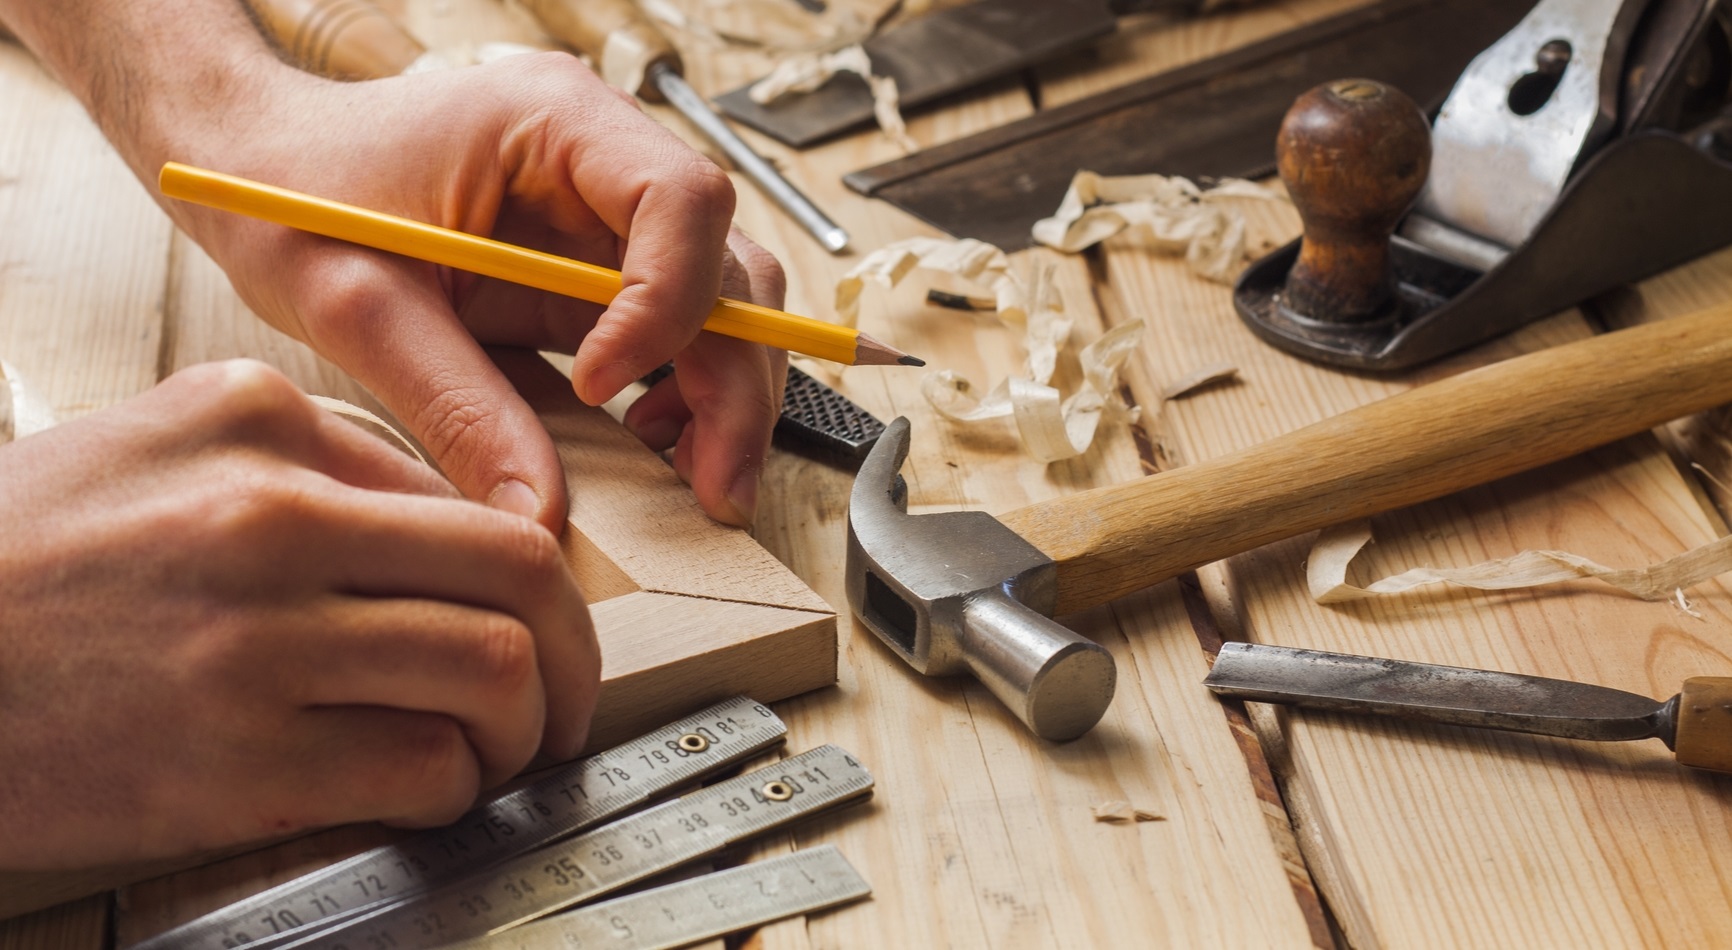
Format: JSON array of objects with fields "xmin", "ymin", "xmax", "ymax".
[
  {"xmin": 651, "ymin": 63, "xmax": 850, "ymax": 253},
  {"xmin": 1205, "ymin": 642, "xmax": 1674, "ymax": 744}
]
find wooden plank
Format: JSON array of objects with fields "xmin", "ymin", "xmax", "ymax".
[
  {"xmin": 655, "ymin": 6, "xmax": 1326, "ymax": 947},
  {"xmin": 1095, "ymin": 172, "xmax": 1732, "ymax": 948},
  {"xmin": 0, "ymin": 897, "xmax": 106, "ymax": 950}
]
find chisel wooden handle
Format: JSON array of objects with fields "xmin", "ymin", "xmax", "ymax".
[
  {"xmin": 1000, "ymin": 303, "xmax": 1732, "ymax": 615},
  {"xmin": 246, "ymin": 0, "xmax": 425, "ymax": 80},
  {"xmin": 516, "ymin": 0, "xmax": 679, "ymax": 100},
  {"xmin": 1676, "ymin": 677, "xmax": 1732, "ymax": 772}
]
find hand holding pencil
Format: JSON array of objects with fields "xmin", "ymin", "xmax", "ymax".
[{"xmin": 158, "ymin": 163, "xmax": 922, "ymax": 368}]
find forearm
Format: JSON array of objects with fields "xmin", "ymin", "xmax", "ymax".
[{"xmin": 0, "ymin": 0, "xmax": 304, "ymax": 189}]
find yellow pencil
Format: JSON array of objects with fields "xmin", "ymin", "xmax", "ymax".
[{"xmin": 158, "ymin": 162, "xmax": 922, "ymax": 367}]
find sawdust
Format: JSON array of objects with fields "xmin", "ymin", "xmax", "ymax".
[
  {"xmin": 640, "ymin": 0, "xmax": 874, "ymax": 51},
  {"xmin": 1032, "ymin": 171, "xmax": 1284, "ymax": 283},
  {"xmin": 834, "ymin": 236, "xmax": 1142, "ymax": 463},
  {"xmin": 307, "ymin": 395, "xmax": 426, "ymax": 463},
  {"xmin": 1159, "ymin": 362, "xmax": 1238, "ymax": 401},
  {"xmin": 1308, "ymin": 519, "xmax": 1732, "ymax": 611},
  {"xmin": 1091, "ymin": 800, "xmax": 1164, "ymax": 823},
  {"xmin": 0, "ymin": 360, "xmax": 56, "ymax": 445}
]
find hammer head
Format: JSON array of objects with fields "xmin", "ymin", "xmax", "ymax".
[{"xmin": 846, "ymin": 418, "xmax": 1116, "ymax": 741}]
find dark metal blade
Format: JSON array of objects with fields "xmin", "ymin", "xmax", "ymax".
[
  {"xmin": 712, "ymin": 0, "xmax": 1120, "ymax": 148},
  {"xmin": 640, "ymin": 363, "xmax": 884, "ymax": 463},
  {"xmin": 843, "ymin": 0, "xmax": 1535, "ymax": 251},
  {"xmin": 1205, "ymin": 642, "xmax": 1670, "ymax": 743}
]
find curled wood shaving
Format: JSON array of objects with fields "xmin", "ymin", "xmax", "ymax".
[
  {"xmin": 1091, "ymin": 800, "xmax": 1164, "ymax": 823},
  {"xmin": 748, "ymin": 45, "xmax": 914, "ymax": 152},
  {"xmin": 1032, "ymin": 171, "xmax": 1283, "ymax": 283},
  {"xmin": 837, "ymin": 237, "xmax": 1142, "ymax": 462},
  {"xmin": 308, "ymin": 395, "xmax": 427, "ymax": 465},
  {"xmin": 642, "ymin": 0, "xmax": 872, "ymax": 51},
  {"xmin": 0, "ymin": 360, "xmax": 57, "ymax": 445},
  {"xmin": 1159, "ymin": 362, "xmax": 1238, "ymax": 401},
  {"xmin": 1308, "ymin": 520, "xmax": 1732, "ymax": 608}
]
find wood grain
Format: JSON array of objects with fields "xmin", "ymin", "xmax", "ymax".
[
  {"xmin": 1001, "ymin": 302, "xmax": 1732, "ymax": 614},
  {"xmin": 1094, "ymin": 153, "xmax": 1732, "ymax": 950}
]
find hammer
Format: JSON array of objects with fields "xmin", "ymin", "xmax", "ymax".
[{"xmin": 847, "ymin": 84, "xmax": 1732, "ymax": 740}]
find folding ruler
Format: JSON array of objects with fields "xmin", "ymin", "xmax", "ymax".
[{"xmin": 126, "ymin": 697, "xmax": 873, "ymax": 950}]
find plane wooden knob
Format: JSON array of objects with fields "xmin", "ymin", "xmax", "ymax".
[
  {"xmin": 246, "ymin": 0, "xmax": 426, "ymax": 80},
  {"xmin": 1277, "ymin": 78, "xmax": 1431, "ymax": 323}
]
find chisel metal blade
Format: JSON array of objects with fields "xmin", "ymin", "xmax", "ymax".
[{"xmin": 1205, "ymin": 642, "xmax": 1673, "ymax": 744}]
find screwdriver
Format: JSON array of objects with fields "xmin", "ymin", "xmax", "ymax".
[{"xmin": 516, "ymin": 0, "xmax": 850, "ymax": 253}]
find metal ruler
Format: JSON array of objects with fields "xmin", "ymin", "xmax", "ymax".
[
  {"xmin": 280, "ymin": 745, "xmax": 873, "ymax": 949},
  {"xmin": 438, "ymin": 846, "xmax": 869, "ymax": 950},
  {"xmin": 129, "ymin": 697, "xmax": 787, "ymax": 950}
]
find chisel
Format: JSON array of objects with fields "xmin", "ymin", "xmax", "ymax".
[
  {"xmin": 1205, "ymin": 642, "xmax": 1732, "ymax": 772},
  {"xmin": 516, "ymin": 0, "xmax": 850, "ymax": 253}
]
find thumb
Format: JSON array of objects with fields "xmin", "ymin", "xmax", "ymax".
[{"xmin": 298, "ymin": 254, "xmax": 569, "ymax": 533}]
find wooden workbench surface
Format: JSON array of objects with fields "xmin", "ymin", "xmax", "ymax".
[{"xmin": 3, "ymin": 1, "xmax": 1730, "ymax": 947}]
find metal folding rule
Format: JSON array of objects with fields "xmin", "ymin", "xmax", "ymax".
[{"xmin": 126, "ymin": 698, "xmax": 874, "ymax": 950}]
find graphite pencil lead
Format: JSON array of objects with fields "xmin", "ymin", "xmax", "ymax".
[{"xmin": 852, "ymin": 332, "xmax": 924, "ymax": 367}]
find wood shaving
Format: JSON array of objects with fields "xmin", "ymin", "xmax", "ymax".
[
  {"xmin": 0, "ymin": 360, "xmax": 57, "ymax": 445},
  {"xmin": 1032, "ymin": 171, "xmax": 1284, "ymax": 283},
  {"xmin": 1160, "ymin": 362, "xmax": 1238, "ymax": 401},
  {"xmin": 836, "ymin": 237, "xmax": 1142, "ymax": 462},
  {"xmin": 642, "ymin": 0, "xmax": 872, "ymax": 51},
  {"xmin": 1307, "ymin": 520, "xmax": 1732, "ymax": 608},
  {"xmin": 308, "ymin": 395, "xmax": 427, "ymax": 465},
  {"xmin": 1091, "ymin": 800, "xmax": 1164, "ymax": 823},
  {"xmin": 747, "ymin": 44, "xmax": 914, "ymax": 152}
]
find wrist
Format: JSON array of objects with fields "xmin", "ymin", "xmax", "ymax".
[{"xmin": 1, "ymin": 0, "xmax": 317, "ymax": 219}]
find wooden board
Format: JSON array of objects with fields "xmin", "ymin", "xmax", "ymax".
[
  {"xmin": 1069, "ymin": 83, "xmax": 1732, "ymax": 950},
  {"xmin": 651, "ymin": 5, "xmax": 1335, "ymax": 948}
]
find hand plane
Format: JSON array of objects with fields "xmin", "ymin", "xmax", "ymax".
[{"xmin": 1234, "ymin": 0, "xmax": 1732, "ymax": 370}]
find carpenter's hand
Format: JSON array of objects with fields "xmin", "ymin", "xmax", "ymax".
[
  {"xmin": 0, "ymin": 361, "xmax": 599, "ymax": 870},
  {"xmin": 164, "ymin": 54, "xmax": 787, "ymax": 531}
]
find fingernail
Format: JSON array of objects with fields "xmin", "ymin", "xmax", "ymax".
[
  {"xmin": 489, "ymin": 479, "xmax": 540, "ymax": 519},
  {"xmin": 725, "ymin": 468, "xmax": 759, "ymax": 527},
  {"xmin": 630, "ymin": 416, "xmax": 682, "ymax": 451}
]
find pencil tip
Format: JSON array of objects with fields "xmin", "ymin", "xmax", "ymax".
[{"xmin": 898, "ymin": 355, "xmax": 926, "ymax": 367}]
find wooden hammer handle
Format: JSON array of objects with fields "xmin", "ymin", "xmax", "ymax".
[
  {"xmin": 246, "ymin": 0, "xmax": 425, "ymax": 80},
  {"xmin": 1000, "ymin": 303, "xmax": 1732, "ymax": 615}
]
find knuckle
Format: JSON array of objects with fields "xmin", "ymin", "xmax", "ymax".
[
  {"xmin": 663, "ymin": 156, "xmax": 735, "ymax": 217},
  {"xmin": 466, "ymin": 613, "xmax": 538, "ymax": 697},
  {"xmin": 206, "ymin": 467, "xmax": 309, "ymax": 538},
  {"xmin": 292, "ymin": 257, "xmax": 395, "ymax": 352},
  {"xmin": 173, "ymin": 359, "xmax": 309, "ymax": 429},
  {"xmin": 389, "ymin": 717, "xmax": 478, "ymax": 826}
]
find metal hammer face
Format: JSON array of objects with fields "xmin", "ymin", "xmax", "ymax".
[{"xmin": 845, "ymin": 418, "xmax": 1115, "ymax": 741}]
